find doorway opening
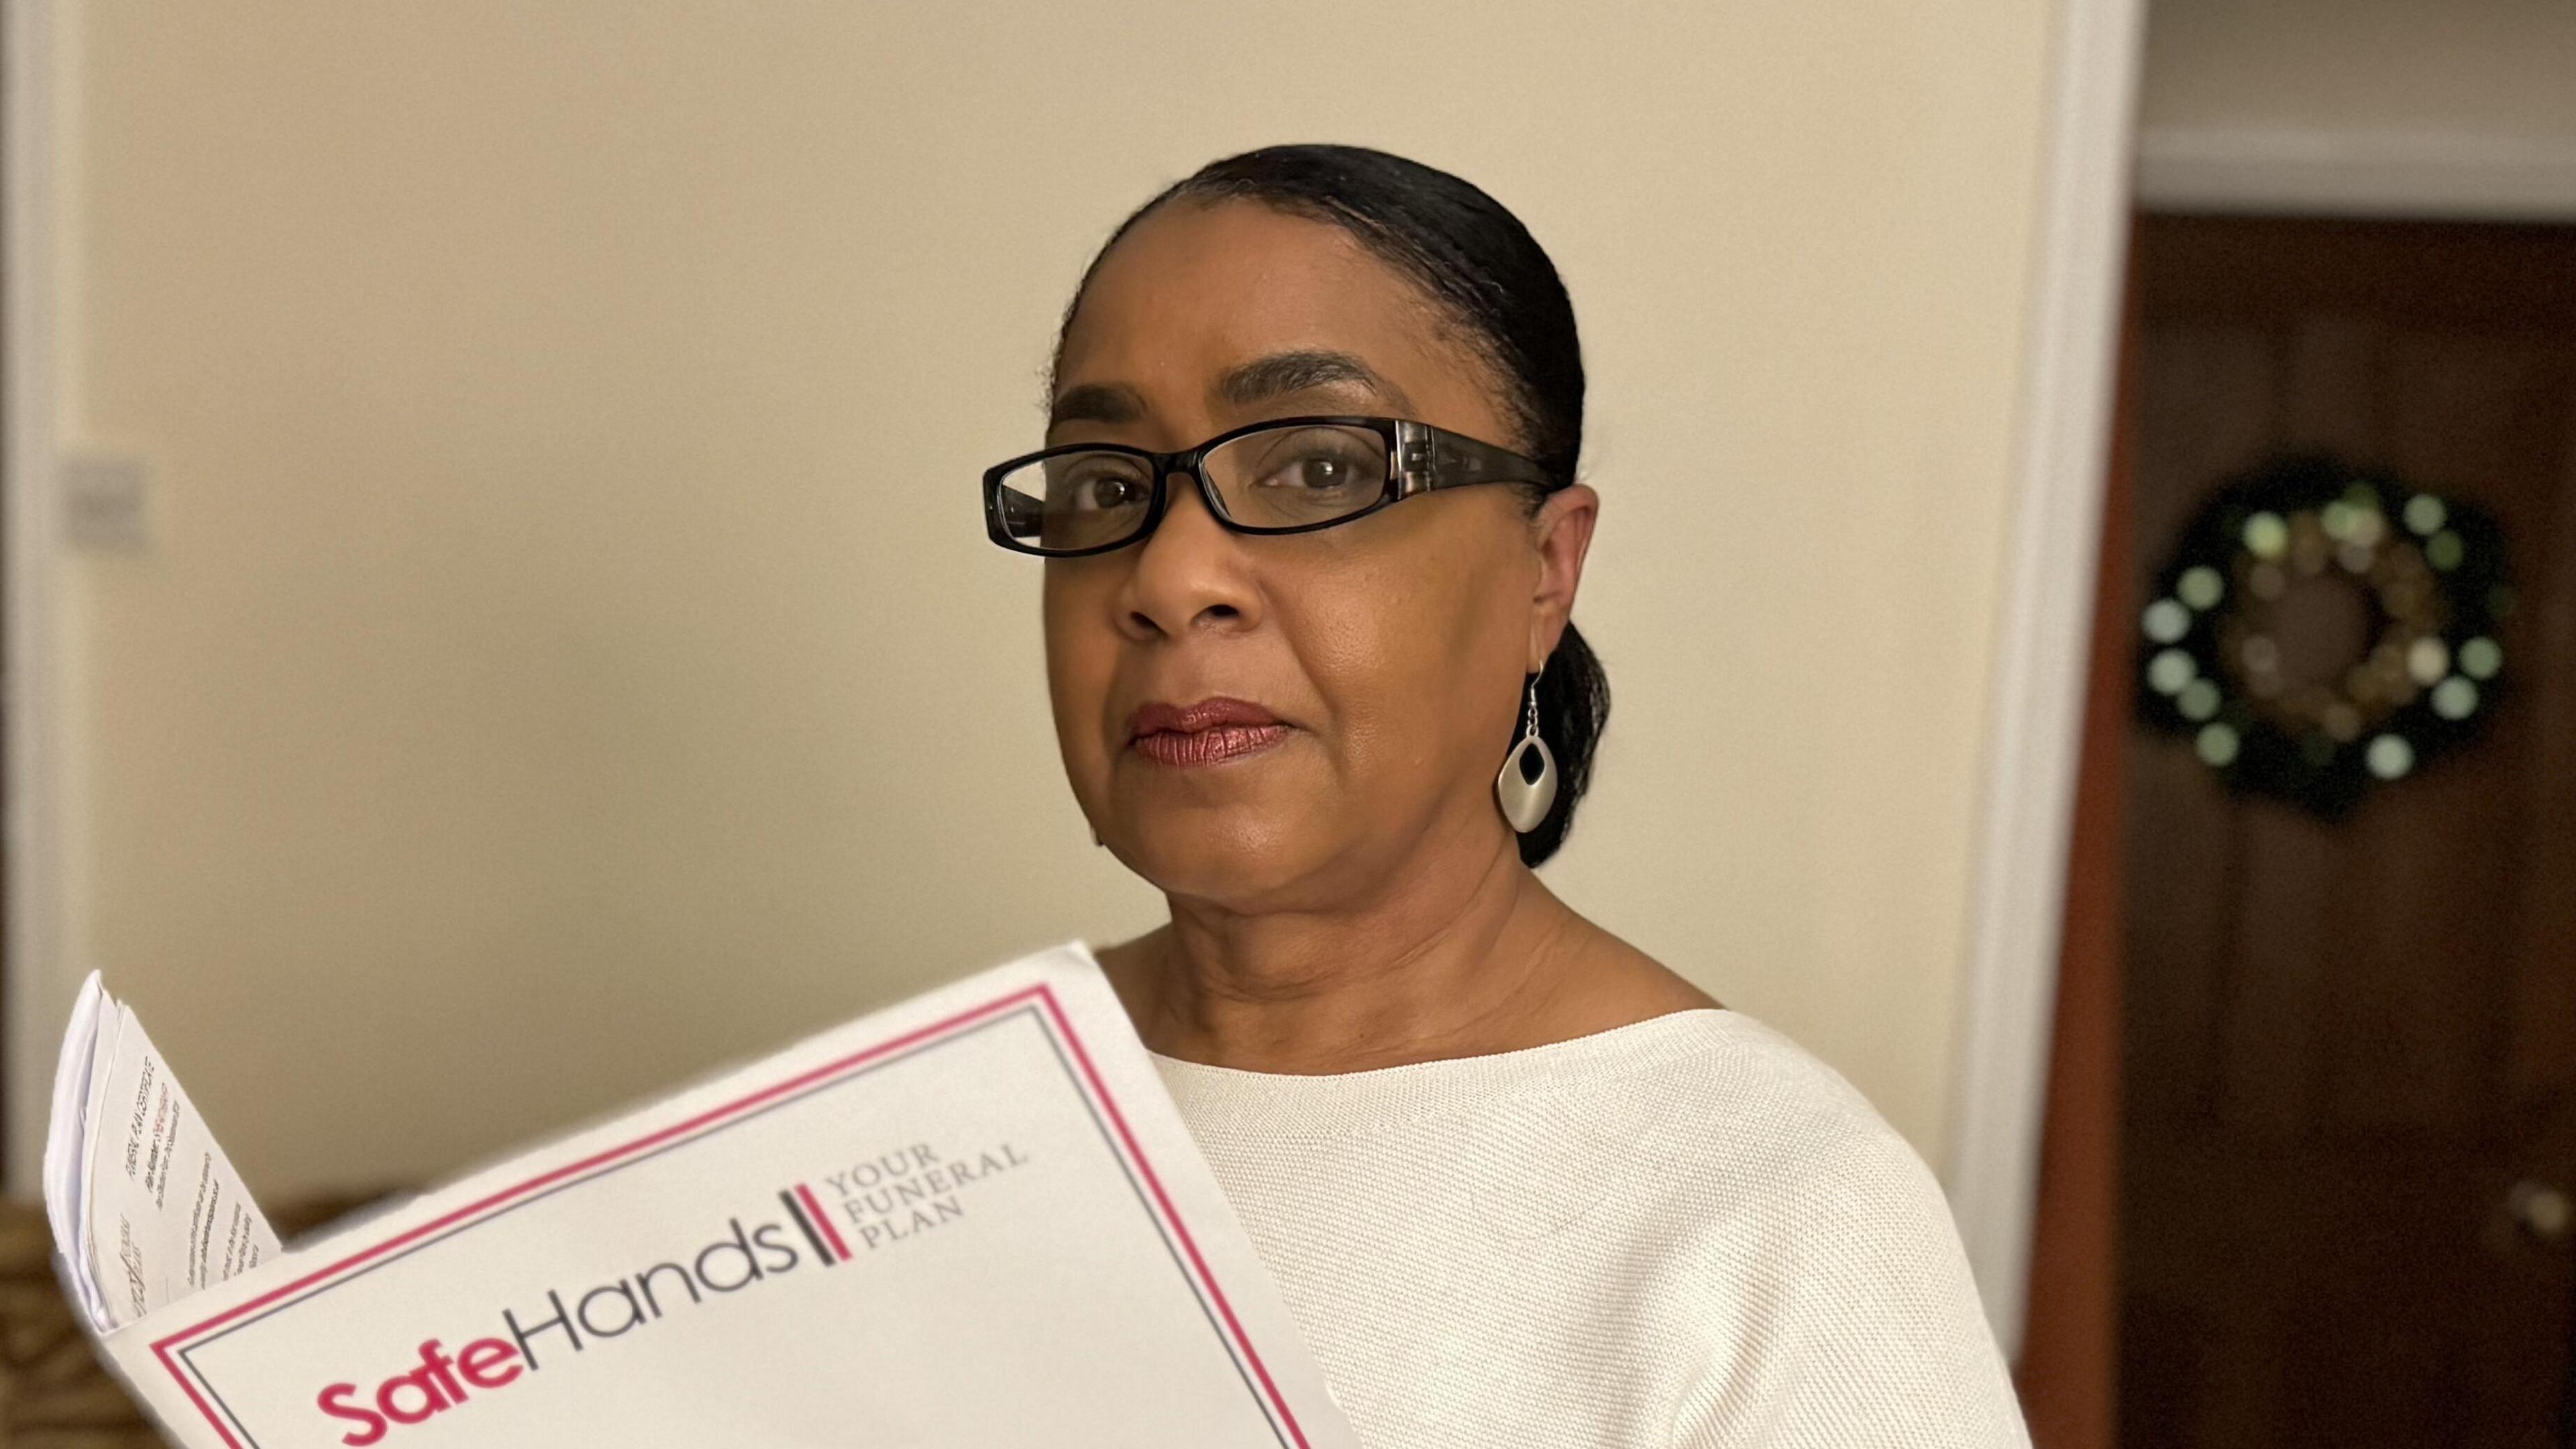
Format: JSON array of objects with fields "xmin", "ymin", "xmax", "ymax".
[{"xmin": 2116, "ymin": 214, "xmax": 2576, "ymax": 1448}]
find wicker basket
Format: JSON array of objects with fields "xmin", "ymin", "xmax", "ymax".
[{"xmin": 1, "ymin": 1193, "xmax": 392, "ymax": 1448}]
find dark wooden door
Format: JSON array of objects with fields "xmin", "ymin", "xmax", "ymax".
[{"xmin": 2119, "ymin": 216, "xmax": 2576, "ymax": 1449}]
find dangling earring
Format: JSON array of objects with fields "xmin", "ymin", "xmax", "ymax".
[{"xmin": 1495, "ymin": 669, "xmax": 1558, "ymax": 835}]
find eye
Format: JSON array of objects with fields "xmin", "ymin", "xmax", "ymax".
[
  {"xmin": 1059, "ymin": 460, "xmax": 1150, "ymax": 513},
  {"xmin": 1269, "ymin": 456, "xmax": 1358, "ymax": 490},
  {"xmin": 1074, "ymin": 476, "xmax": 1144, "ymax": 511},
  {"xmin": 1248, "ymin": 436, "xmax": 1379, "ymax": 496}
]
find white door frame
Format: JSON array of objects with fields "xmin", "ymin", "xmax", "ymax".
[
  {"xmin": 3, "ymin": 0, "xmax": 74, "ymax": 1197},
  {"xmin": 1941, "ymin": 0, "xmax": 2146, "ymax": 1359}
]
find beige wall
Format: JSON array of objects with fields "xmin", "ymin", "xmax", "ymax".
[{"xmin": 19, "ymin": 0, "xmax": 2057, "ymax": 1198}]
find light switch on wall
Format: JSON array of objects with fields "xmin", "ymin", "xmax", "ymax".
[{"xmin": 62, "ymin": 452, "xmax": 154, "ymax": 552}]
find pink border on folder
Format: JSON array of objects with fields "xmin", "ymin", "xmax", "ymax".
[{"xmin": 147, "ymin": 983, "xmax": 1314, "ymax": 1449}]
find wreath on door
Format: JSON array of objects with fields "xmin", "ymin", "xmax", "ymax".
[{"xmin": 2135, "ymin": 453, "xmax": 2510, "ymax": 818}]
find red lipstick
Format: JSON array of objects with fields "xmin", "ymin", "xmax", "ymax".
[{"xmin": 1126, "ymin": 697, "xmax": 1289, "ymax": 767}]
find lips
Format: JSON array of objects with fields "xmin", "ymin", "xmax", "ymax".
[{"xmin": 1126, "ymin": 697, "xmax": 1289, "ymax": 767}]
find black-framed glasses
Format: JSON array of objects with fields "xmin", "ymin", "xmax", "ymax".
[{"xmin": 981, "ymin": 415, "xmax": 1562, "ymax": 557}]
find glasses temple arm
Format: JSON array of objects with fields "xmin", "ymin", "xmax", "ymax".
[{"xmin": 1397, "ymin": 420, "xmax": 1562, "ymax": 496}]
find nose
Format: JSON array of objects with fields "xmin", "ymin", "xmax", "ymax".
[{"xmin": 1116, "ymin": 471, "xmax": 1260, "ymax": 641}]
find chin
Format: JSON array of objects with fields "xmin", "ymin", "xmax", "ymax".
[{"xmin": 1106, "ymin": 798, "xmax": 1343, "ymax": 909}]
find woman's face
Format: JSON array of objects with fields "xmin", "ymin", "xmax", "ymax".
[{"xmin": 1043, "ymin": 200, "xmax": 1595, "ymax": 911}]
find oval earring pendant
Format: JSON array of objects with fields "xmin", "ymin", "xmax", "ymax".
[{"xmin": 1495, "ymin": 732, "xmax": 1558, "ymax": 834}]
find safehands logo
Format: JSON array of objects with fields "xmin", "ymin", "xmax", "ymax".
[{"xmin": 313, "ymin": 1138, "xmax": 1029, "ymax": 1444}]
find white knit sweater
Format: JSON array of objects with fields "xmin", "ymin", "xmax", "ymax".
[{"xmin": 1152, "ymin": 1008, "xmax": 2031, "ymax": 1448}]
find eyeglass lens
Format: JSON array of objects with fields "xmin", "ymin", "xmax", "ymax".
[{"xmin": 994, "ymin": 423, "xmax": 1389, "ymax": 553}]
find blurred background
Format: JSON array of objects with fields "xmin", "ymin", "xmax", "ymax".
[{"xmin": 0, "ymin": 1, "xmax": 2569, "ymax": 1446}]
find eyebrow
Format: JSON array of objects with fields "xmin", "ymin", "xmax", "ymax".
[
  {"xmin": 1044, "ymin": 349, "xmax": 1413, "ymax": 431},
  {"xmin": 1214, "ymin": 350, "xmax": 1413, "ymax": 413},
  {"xmin": 1048, "ymin": 382, "xmax": 1148, "ymax": 429}
]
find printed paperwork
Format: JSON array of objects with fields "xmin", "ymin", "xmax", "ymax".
[
  {"xmin": 43, "ymin": 945, "xmax": 1356, "ymax": 1448},
  {"xmin": 43, "ymin": 975, "xmax": 281, "ymax": 1334}
]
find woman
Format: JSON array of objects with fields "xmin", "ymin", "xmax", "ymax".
[{"xmin": 981, "ymin": 144, "xmax": 2027, "ymax": 1447}]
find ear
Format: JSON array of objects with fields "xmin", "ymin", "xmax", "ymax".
[{"xmin": 1527, "ymin": 484, "xmax": 1599, "ymax": 671}]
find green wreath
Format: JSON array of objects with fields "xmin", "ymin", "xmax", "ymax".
[{"xmin": 2136, "ymin": 453, "xmax": 2511, "ymax": 818}]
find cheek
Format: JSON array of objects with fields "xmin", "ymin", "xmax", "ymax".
[
  {"xmin": 1278, "ymin": 541, "xmax": 1519, "ymax": 786},
  {"xmin": 1040, "ymin": 571, "xmax": 1120, "ymax": 786}
]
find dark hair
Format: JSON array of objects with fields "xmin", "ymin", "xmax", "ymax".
[{"xmin": 1055, "ymin": 143, "xmax": 1608, "ymax": 867}]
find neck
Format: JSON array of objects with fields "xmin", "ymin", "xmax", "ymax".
[{"xmin": 1109, "ymin": 819, "xmax": 1598, "ymax": 1073}]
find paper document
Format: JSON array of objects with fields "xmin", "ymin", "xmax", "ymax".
[
  {"xmin": 45, "ymin": 945, "xmax": 1356, "ymax": 1449},
  {"xmin": 44, "ymin": 973, "xmax": 282, "ymax": 1334}
]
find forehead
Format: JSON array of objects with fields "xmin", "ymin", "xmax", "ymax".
[{"xmin": 1053, "ymin": 200, "xmax": 1504, "ymax": 437}]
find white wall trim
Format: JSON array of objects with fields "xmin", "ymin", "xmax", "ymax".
[
  {"xmin": 5, "ymin": 0, "xmax": 69, "ymax": 1196},
  {"xmin": 1943, "ymin": 0, "xmax": 2145, "ymax": 1360},
  {"xmin": 2138, "ymin": 125, "xmax": 2576, "ymax": 221}
]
